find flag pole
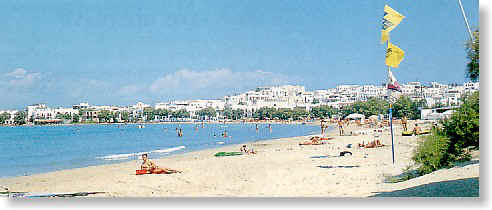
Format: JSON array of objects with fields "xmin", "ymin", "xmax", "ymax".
[
  {"xmin": 387, "ymin": 37, "xmax": 395, "ymax": 165},
  {"xmin": 458, "ymin": 0, "xmax": 474, "ymax": 41}
]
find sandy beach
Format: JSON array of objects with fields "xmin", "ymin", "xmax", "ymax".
[{"xmin": 0, "ymin": 122, "xmax": 479, "ymax": 197}]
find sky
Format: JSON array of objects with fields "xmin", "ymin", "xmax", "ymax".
[{"xmin": 0, "ymin": 0, "xmax": 480, "ymax": 109}]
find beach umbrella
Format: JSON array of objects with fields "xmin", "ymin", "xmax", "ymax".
[{"xmin": 345, "ymin": 113, "xmax": 365, "ymax": 120}]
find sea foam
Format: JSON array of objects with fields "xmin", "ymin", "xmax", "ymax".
[{"xmin": 97, "ymin": 146, "xmax": 186, "ymax": 160}]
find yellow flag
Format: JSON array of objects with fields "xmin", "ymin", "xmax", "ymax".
[
  {"xmin": 381, "ymin": 30, "xmax": 390, "ymax": 44},
  {"xmin": 386, "ymin": 42, "xmax": 405, "ymax": 68},
  {"xmin": 381, "ymin": 5, "xmax": 405, "ymax": 43}
]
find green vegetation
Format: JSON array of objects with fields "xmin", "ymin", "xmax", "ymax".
[
  {"xmin": 222, "ymin": 107, "xmax": 245, "ymax": 120},
  {"xmin": 196, "ymin": 107, "xmax": 217, "ymax": 118},
  {"xmin": 340, "ymin": 97, "xmax": 389, "ymax": 118},
  {"xmin": 0, "ymin": 112, "xmax": 11, "ymax": 124},
  {"xmin": 120, "ymin": 111, "xmax": 129, "ymax": 122},
  {"xmin": 310, "ymin": 105, "xmax": 337, "ymax": 119},
  {"xmin": 392, "ymin": 96, "xmax": 426, "ymax": 120},
  {"xmin": 171, "ymin": 109, "xmax": 190, "ymax": 119},
  {"xmin": 14, "ymin": 111, "xmax": 27, "ymax": 125},
  {"xmin": 252, "ymin": 107, "xmax": 308, "ymax": 120},
  {"xmin": 442, "ymin": 91, "xmax": 479, "ymax": 149},
  {"xmin": 98, "ymin": 110, "xmax": 114, "ymax": 123},
  {"xmin": 56, "ymin": 113, "xmax": 72, "ymax": 120},
  {"xmin": 466, "ymin": 30, "xmax": 479, "ymax": 82},
  {"xmin": 412, "ymin": 91, "xmax": 478, "ymax": 176},
  {"xmin": 143, "ymin": 107, "xmax": 155, "ymax": 121}
]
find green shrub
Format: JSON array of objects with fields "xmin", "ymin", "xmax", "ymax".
[
  {"xmin": 441, "ymin": 91, "xmax": 479, "ymax": 150},
  {"xmin": 411, "ymin": 92, "xmax": 478, "ymax": 176},
  {"xmin": 412, "ymin": 130, "xmax": 452, "ymax": 175}
]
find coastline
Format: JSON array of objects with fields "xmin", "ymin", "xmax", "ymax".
[
  {"xmin": 0, "ymin": 119, "xmax": 321, "ymax": 128},
  {"xmin": 0, "ymin": 123, "xmax": 479, "ymax": 197}
]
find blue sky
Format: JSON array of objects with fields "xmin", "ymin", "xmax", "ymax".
[{"xmin": 0, "ymin": 0, "xmax": 479, "ymax": 109}]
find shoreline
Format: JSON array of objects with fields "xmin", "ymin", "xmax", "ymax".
[
  {"xmin": 0, "ymin": 120, "xmax": 322, "ymax": 128},
  {"xmin": 0, "ymin": 124, "xmax": 327, "ymax": 179},
  {"xmin": 0, "ymin": 123, "xmax": 478, "ymax": 197}
]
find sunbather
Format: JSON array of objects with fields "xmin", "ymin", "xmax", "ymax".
[
  {"xmin": 413, "ymin": 124, "xmax": 422, "ymax": 135},
  {"xmin": 359, "ymin": 140, "xmax": 384, "ymax": 148},
  {"xmin": 240, "ymin": 145, "xmax": 256, "ymax": 154},
  {"xmin": 300, "ymin": 137, "xmax": 325, "ymax": 145},
  {"xmin": 141, "ymin": 154, "xmax": 182, "ymax": 174}
]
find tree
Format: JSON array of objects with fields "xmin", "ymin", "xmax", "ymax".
[
  {"xmin": 441, "ymin": 91, "xmax": 479, "ymax": 150},
  {"xmin": 143, "ymin": 107, "xmax": 155, "ymax": 121},
  {"xmin": 0, "ymin": 112, "xmax": 11, "ymax": 124},
  {"xmin": 155, "ymin": 108, "xmax": 170, "ymax": 117},
  {"xmin": 56, "ymin": 113, "xmax": 72, "ymax": 120},
  {"xmin": 196, "ymin": 107, "xmax": 216, "ymax": 118},
  {"xmin": 171, "ymin": 109, "xmax": 190, "ymax": 118},
  {"xmin": 310, "ymin": 105, "xmax": 337, "ymax": 119},
  {"xmin": 253, "ymin": 107, "xmax": 276, "ymax": 120},
  {"xmin": 98, "ymin": 110, "xmax": 113, "ymax": 123},
  {"xmin": 231, "ymin": 109, "xmax": 245, "ymax": 120},
  {"xmin": 392, "ymin": 96, "xmax": 422, "ymax": 120},
  {"xmin": 120, "ymin": 111, "xmax": 130, "ymax": 122},
  {"xmin": 339, "ymin": 97, "xmax": 389, "ymax": 119},
  {"xmin": 14, "ymin": 111, "xmax": 27, "ymax": 125},
  {"xmin": 72, "ymin": 114, "xmax": 80, "ymax": 123},
  {"xmin": 465, "ymin": 29, "xmax": 479, "ymax": 81}
]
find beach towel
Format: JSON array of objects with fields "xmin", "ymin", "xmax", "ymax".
[
  {"xmin": 214, "ymin": 152, "xmax": 243, "ymax": 157},
  {"xmin": 299, "ymin": 142, "xmax": 325, "ymax": 145}
]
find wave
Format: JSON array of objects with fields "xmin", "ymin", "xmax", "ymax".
[
  {"xmin": 150, "ymin": 145, "xmax": 185, "ymax": 153},
  {"xmin": 97, "ymin": 146, "xmax": 186, "ymax": 161}
]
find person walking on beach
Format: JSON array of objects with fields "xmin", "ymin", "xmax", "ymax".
[
  {"xmin": 338, "ymin": 120, "xmax": 344, "ymax": 136},
  {"xmin": 320, "ymin": 120, "xmax": 325, "ymax": 135}
]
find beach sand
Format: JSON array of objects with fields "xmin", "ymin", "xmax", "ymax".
[{"xmin": 0, "ymin": 122, "xmax": 479, "ymax": 197}]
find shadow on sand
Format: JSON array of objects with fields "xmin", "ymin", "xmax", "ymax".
[
  {"xmin": 371, "ymin": 177, "xmax": 479, "ymax": 197},
  {"xmin": 317, "ymin": 165, "xmax": 360, "ymax": 169}
]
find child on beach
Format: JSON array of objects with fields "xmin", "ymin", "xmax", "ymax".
[{"xmin": 141, "ymin": 154, "xmax": 182, "ymax": 174}]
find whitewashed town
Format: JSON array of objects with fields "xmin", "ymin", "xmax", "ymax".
[{"xmin": 0, "ymin": 81, "xmax": 479, "ymax": 125}]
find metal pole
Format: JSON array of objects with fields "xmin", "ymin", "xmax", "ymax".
[
  {"xmin": 387, "ymin": 35, "xmax": 395, "ymax": 165},
  {"xmin": 389, "ymin": 103, "xmax": 395, "ymax": 164},
  {"xmin": 458, "ymin": 0, "xmax": 474, "ymax": 41}
]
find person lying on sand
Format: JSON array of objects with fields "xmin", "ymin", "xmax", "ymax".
[
  {"xmin": 300, "ymin": 137, "xmax": 326, "ymax": 145},
  {"xmin": 240, "ymin": 145, "xmax": 256, "ymax": 154},
  {"xmin": 141, "ymin": 154, "xmax": 182, "ymax": 174},
  {"xmin": 358, "ymin": 140, "xmax": 384, "ymax": 148}
]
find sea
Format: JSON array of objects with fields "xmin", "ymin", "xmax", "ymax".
[{"xmin": 0, "ymin": 123, "xmax": 322, "ymax": 178}]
